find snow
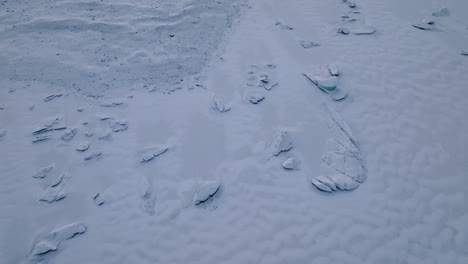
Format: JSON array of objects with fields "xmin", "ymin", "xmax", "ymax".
[{"xmin": 1, "ymin": 0, "xmax": 468, "ymax": 263}]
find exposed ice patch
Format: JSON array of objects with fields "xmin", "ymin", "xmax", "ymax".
[
  {"xmin": 312, "ymin": 107, "xmax": 366, "ymax": 193},
  {"xmin": 194, "ymin": 181, "xmax": 221, "ymax": 205},
  {"xmin": 270, "ymin": 131, "xmax": 293, "ymax": 156},
  {"xmin": 33, "ymin": 164, "xmax": 55, "ymax": 179},
  {"xmin": 30, "ymin": 222, "xmax": 86, "ymax": 256},
  {"xmin": 303, "ymin": 65, "xmax": 347, "ymax": 100}
]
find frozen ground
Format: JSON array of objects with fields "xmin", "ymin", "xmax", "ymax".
[{"xmin": 1, "ymin": 0, "xmax": 468, "ymax": 263}]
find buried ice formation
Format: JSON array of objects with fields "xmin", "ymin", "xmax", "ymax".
[
  {"xmin": 33, "ymin": 164, "xmax": 55, "ymax": 179},
  {"xmin": 270, "ymin": 131, "xmax": 293, "ymax": 156},
  {"xmin": 194, "ymin": 181, "xmax": 221, "ymax": 205},
  {"xmin": 140, "ymin": 146, "xmax": 169, "ymax": 163},
  {"xmin": 30, "ymin": 222, "xmax": 87, "ymax": 256}
]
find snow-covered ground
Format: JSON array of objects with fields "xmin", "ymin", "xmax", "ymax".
[{"xmin": 1, "ymin": 0, "xmax": 468, "ymax": 263}]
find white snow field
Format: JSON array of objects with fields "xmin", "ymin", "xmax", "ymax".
[{"xmin": 1, "ymin": 0, "xmax": 468, "ymax": 263}]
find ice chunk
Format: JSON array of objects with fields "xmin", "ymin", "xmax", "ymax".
[
  {"xmin": 316, "ymin": 175, "xmax": 337, "ymax": 191},
  {"xmin": 140, "ymin": 146, "xmax": 169, "ymax": 163},
  {"xmin": 32, "ymin": 134, "xmax": 52, "ymax": 143},
  {"xmin": 111, "ymin": 121, "xmax": 128, "ymax": 132},
  {"xmin": 194, "ymin": 181, "xmax": 221, "ymax": 205},
  {"xmin": 328, "ymin": 64, "xmax": 340, "ymax": 76},
  {"xmin": 311, "ymin": 178, "xmax": 333, "ymax": 192},
  {"xmin": 93, "ymin": 193, "xmax": 105, "ymax": 206},
  {"xmin": 33, "ymin": 164, "xmax": 54, "ymax": 179},
  {"xmin": 322, "ymin": 151, "xmax": 366, "ymax": 182},
  {"xmin": 61, "ymin": 128, "xmax": 77, "ymax": 141},
  {"xmin": 328, "ymin": 174, "xmax": 359, "ymax": 190},
  {"xmin": 0, "ymin": 129, "xmax": 7, "ymax": 138},
  {"xmin": 353, "ymin": 25, "xmax": 376, "ymax": 35},
  {"xmin": 84, "ymin": 152, "xmax": 102, "ymax": 161},
  {"xmin": 50, "ymin": 174, "xmax": 64, "ymax": 187},
  {"xmin": 249, "ymin": 94, "xmax": 265, "ymax": 104},
  {"xmin": 75, "ymin": 143, "xmax": 90, "ymax": 152},
  {"xmin": 301, "ymin": 41, "xmax": 321, "ymax": 49},
  {"xmin": 270, "ymin": 131, "xmax": 293, "ymax": 156},
  {"xmin": 211, "ymin": 97, "xmax": 231, "ymax": 113},
  {"xmin": 31, "ymin": 222, "xmax": 87, "ymax": 255},
  {"xmin": 282, "ymin": 157, "xmax": 299, "ymax": 170},
  {"xmin": 337, "ymin": 27, "xmax": 350, "ymax": 35},
  {"xmin": 432, "ymin": 7, "xmax": 449, "ymax": 17},
  {"xmin": 303, "ymin": 73, "xmax": 347, "ymax": 101},
  {"xmin": 40, "ymin": 186, "xmax": 67, "ymax": 203},
  {"xmin": 412, "ymin": 19, "xmax": 435, "ymax": 30},
  {"xmin": 43, "ymin": 93, "xmax": 63, "ymax": 102}
]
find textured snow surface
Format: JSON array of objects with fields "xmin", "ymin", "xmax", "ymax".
[{"xmin": 1, "ymin": 0, "xmax": 468, "ymax": 264}]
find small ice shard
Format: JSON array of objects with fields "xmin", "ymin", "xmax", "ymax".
[
  {"xmin": 0, "ymin": 129, "xmax": 6, "ymax": 138},
  {"xmin": 460, "ymin": 50, "xmax": 468, "ymax": 56},
  {"xmin": 40, "ymin": 186, "xmax": 67, "ymax": 203},
  {"xmin": 194, "ymin": 181, "xmax": 221, "ymax": 205},
  {"xmin": 432, "ymin": 7, "xmax": 449, "ymax": 17},
  {"xmin": 75, "ymin": 143, "xmax": 90, "ymax": 152},
  {"xmin": 84, "ymin": 152, "xmax": 102, "ymax": 161},
  {"xmin": 270, "ymin": 131, "xmax": 293, "ymax": 156},
  {"xmin": 315, "ymin": 175, "xmax": 337, "ymax": 191},
  {"xmin": 211, "ymin": 97, "xmax": 231, "ymax": 113},
  {"xmin": 301, "ymin": 41, "xmax": 321, "ymax": 49},
  {"xmin": 93, "ymin": 193, "xmax": 104, "ymax": 206},
  {"xmin": 44, "ymin": 93, "xmax": 63, "ymax": 102},
  {"xmin": 311, "ymin": 178, "xmax": 333, "ymax": 192},
  {"xmin": 33, "ymin": 164, "xmax": 54, "ymax": 178},
  {"xmin": 111, "ymin": 121, "xmax": 128, "ymax": 132},
  {"xmin": 100, "ymin": 101, "xmax": 124, "ymax": 107},
  {"xmin": 249, "ymin": 94, "xmax": 265, "ymax": 104},
  {"xmin": 303, "ymin": 73, "xmax": 347, "ymax": 101},
  {"xmin": 140, "ymin": 146, "xmax": 169, "ymax": 163},
  {"xmin": 50, "ymin": 174, "xmax": 64, "ymax": 187},
  {"xmin": 353, "ymin": 25, "xmax": 376, "ymax": 35},
  {"xmin": 31, "ymin": 222, "xmax": 87, "ymax": 256},
  {"xmin": 337, "ymin": 27, "xmax": 350, "ymax": 35},
  {"xmin": 282, "ymin": 157, "xmax": 299, "ymax": 170},
  {"xmin": 32, "ymin": 134, "xmax": 52, "ymax": 143},
  {"xmin": 328, "ymin": 64, "xmax": 340, "ymax": 77},
  {"xmin": 61, "ymin": 128, "xmax": 77, "ymax": 141}
]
